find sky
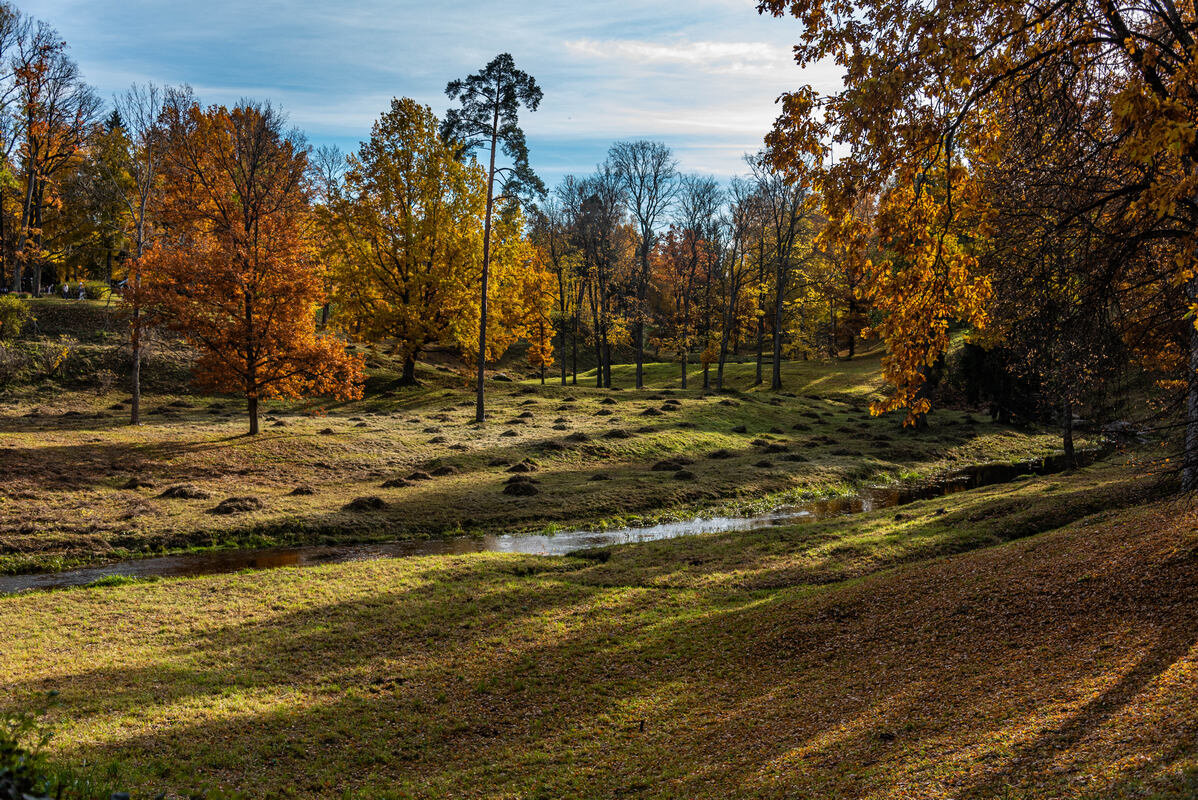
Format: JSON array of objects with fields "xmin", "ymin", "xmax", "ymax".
[{"xmin": 20, "ymin": 0, "xmax": 840, "ymax": 189}]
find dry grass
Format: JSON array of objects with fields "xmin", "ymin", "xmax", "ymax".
[{"xmin": 0, "ymin": 461, "xmax": 1192, "ymax": 799}]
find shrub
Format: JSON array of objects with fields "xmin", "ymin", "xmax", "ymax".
[
  {"xmin": 0, "ymin": 692, "xmax": 118, "ymax": 800},
  {"xmin": 0, "ymin": 295, "xmax": 32, "ymax": 341},
  {"xmin": 83, "ymin": 281, "xmax": 111, "ymax": 301}
]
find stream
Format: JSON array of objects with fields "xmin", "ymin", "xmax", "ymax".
[{"xmin": 0, "ymin": 451, "xmax": 1092, "ymax": 594}]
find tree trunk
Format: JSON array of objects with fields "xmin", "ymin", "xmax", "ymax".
[
  {"xmin": 702, "ymin": 362, "xmax": 710, "ymax": 390},
  {"xmin": 248, "ymin": 395, "xmax": 259, "ymax": 436},
  {"xmin": 130, "ymin": 323, "xmax": 141, "ymax": 426},
  {"xmin": 475, "ymin": 109, "xmax": 501, "ymax": 425},
  {"xmin": 1183, "ymin": 274, "xmax": 1198, "ymax": 491},
  {"xmin": 681, "ymin": 349, "xmax": 688, "ymax": 389},
  {"xmin": 399, "ymin": 356, "xmax": 417, "ymax": 386},
  {"xmin": 771, "ymin": 268, "xmax": 784, "ymax": 390},
  {"xmin": 1062, "ymin": 397, "xmax": 1076, "ymax": 469}
]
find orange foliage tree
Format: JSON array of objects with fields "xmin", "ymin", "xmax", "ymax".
[{"xmin": 143, "ymin": 101, "xmax": 362, "ymax": 435}]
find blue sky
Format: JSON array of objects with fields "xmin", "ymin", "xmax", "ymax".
[{"xmin": 20, "ymin": 0, "xmax": 840, "ymax": 188}]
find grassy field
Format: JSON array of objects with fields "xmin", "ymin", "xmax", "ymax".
[
  {"xmin": 0, "ymin": 317, "xmax": 1086, "ymax": 573},
  {"xmin": 0, "ymin": 460, "xmax": 1193, "ymax": 799}
]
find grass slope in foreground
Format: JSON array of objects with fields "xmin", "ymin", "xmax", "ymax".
[
  {"xmin": 0, "ymin": 350, "xmax": 1086, "ymax": 573},
  {"xmin": 0, "ymin": 461, "xmax": 1194, "ymax": 799}
]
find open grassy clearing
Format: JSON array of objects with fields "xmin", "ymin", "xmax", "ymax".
[
  {"xmin": 0, "ymin": 334, "xmax": 1087, "ymax": 573},
  {"xmin": 0, "ymin": 460, "xmax": 1192, "ymax": 799}
]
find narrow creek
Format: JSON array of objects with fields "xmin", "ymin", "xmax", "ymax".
[{"xmin": 0, "ymin": 451, "xmax": 1094, "ymax": 594}]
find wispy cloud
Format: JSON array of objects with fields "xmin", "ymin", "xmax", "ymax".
[{"xmin": 564, "ymin": 38, "xmax": 793, "ymax": 77}]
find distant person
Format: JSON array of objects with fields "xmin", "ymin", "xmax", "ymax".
[
  {"xmin": 76, "ymin": 280, "xmax": 85, "ymax": 300},
  {"xmin": 60, "ymin": 282, "xmax": 69, "ymax": 299}
]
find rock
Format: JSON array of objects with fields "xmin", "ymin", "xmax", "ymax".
[
  {"xmin": 791, "ymin": 423, "xmax": 811, "ymax": 431},
  {"xmin": 159, "ymin": 485, "xmax": 211, "ymax": 500},
  {"xmin": 719, "ymin": 399, "xmax": 737, "ymax": 407},
  {"xmin": 354, "ymin": 422, "xmax": 368, "ymax": 428},
  {"xmin": 552, "ymin": 423, "xmax": 570, "ymax": 430},
  {"xmin": 604, "ymin": 429, "xmax": 631, "ymax": 439},
  {"xmin": 565, "ymin": 432, "xmax": 591, "ymax": 442},
  {"xmin": 407, "ymin": 470, "xmax": 432, "ymax": 481},
  {"xmin": 343, "ymin": 496, "xmax": 387, "ymax": 512},
  {"xmin": 506, "ymin": 460, "xmax": 538, "ymax": 473},
  {"xmin": 764, "ymin": 443, "xmax": 789, "ymax": 454},
  {"xmin": 540, "ymin": 441, "xmax": 566, "ymax": 451},
  {"xmin": 563, "ymin": 396, "xmax": 578, "ymax": 402},
  {"xmin": 641, "ymin": 407, "xmax": 663, "ymax": 416},
  {"xmin": 651, "ymin": 460, "xmax": 683, "ymax": 471},
  {"xmin": 518, "ymin": 411, "xmax": 535, "ymax": 419},
  {"xmin": 503, "ymin": 481, "xmax": 539, "ymax": 496},
  {"xmin": 289, "ymin": 485, "xmax": 316, "ymax": 495},
  {"xmin": 708, "ymin": 449, "xmax": 734, "ymax": 459},
  {"xmin": 491, "ymin": 373, "xmax": 514, "ymax": 382},
  {"xmin": 520, "ymin": 399, "xmax": 537, "ymax": 406},
  {"xmin": 753, "ymin": 460, "xmax": 774, "ymax": 468},
  {"xmin": 673, "ymin": 469, "xmax": 696, "ymax": 480},
  {"xmin": 506, "ymin": 418, "xmax": 528, "ymax": 425},
  {"xmin": 751, "ymin": 438, "xmax": 771, "ymax": 447},
  {"xmin": 428, "ymin": 436, "xmax": 448, "ymax": 444},
  {"xmin": 430, "ymin": 465, "xmax": 458, "ymax": 476},
  {"xmin": 487, "ymin": 458, "xmax": 511, "ymax": 467},
  {"xmin": 121, "ymin": 477, "xmax": 154, "ymax": 490},
  {"xmin": 731, "ymin": 425, "xmax": 748, "ymax": 433},
  {"xmin": 589, "ymin": 473, "xmax": 611, "ymax": 481},
  {"xmin": 594, "ymin": 409, "xmax": 614, "ymax": 416},
  {"xmin": 505, "ymin": 474, "xmax": 539, "ymax": 485},
  {"xmin": 658, "ymin": 405, "xmax": 676, "ymax": 412},
  {"xmin": 769, "ymin": 426, "xmax": 785, "ymax": 434},
  {"xmin": 599, "ymin": 397, "xmax": 618, "ymax": 406},
  {"xmin": 500, "ymin": 429, "xmax": 518, "ymax": 437},
  {"xmin": 319, "ymin": 427, "xmax": 336, "ymax": 435},
  {"xmin": 209, "ymin": 496, "xmax": 264, "ymax": 515},
  {"xmin": 381, "ymin": 477, "xmax": 411, "ymax": 488},
  {"xmin": 422, "ymin": 426, "xmax": 442, "ymax": 434}
]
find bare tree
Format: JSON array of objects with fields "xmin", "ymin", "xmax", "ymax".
[
  {"xmin": 609, "ymin": 140, "xmax": 677, "ymax": 389},
  {"xmin": 747, "ymin": 153, "xmax": 812, "ymax": 390}
]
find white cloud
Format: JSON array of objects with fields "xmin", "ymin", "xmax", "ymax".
[{"xmin": 564, "ymin": 38, "xmax": 794, "ymax": 77}]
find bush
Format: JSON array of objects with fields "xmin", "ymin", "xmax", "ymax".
[
  {"xmin": 83, "ymin": 281, "xmax": 111, "ymax": 301},
  {"xmin": 0, "ymin": 692, "xmax": 118, "ymax": 800},
  {"xmin": 0, "ymin": 295, "xmax": 32, "ymax": 341}
]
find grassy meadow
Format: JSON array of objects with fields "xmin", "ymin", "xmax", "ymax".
[
  {"xmin": 0, "ymin": 461, "xmax": 1194, "ymax": 798},
  {"xmin": 0, "ymin": 301, "xmax": 1085, "ymax": 574}
]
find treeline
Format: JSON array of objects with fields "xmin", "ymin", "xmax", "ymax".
[
  {"xmin": 531, "ymin": 145, "xmax": 870, "ymax": 392},
  {"xmin": 0, "ymin": 0, "xmax": 879, "ymax": 435}
]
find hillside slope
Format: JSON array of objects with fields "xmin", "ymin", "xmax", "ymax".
[{"xmin": 0, "ymin": 463, "xmax": 1193, "ymax": 798}]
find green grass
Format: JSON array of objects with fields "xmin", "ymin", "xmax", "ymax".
[
  {"xmin": 0, "ymin": 346, "xmax": 1086, "ymax": 573},
  {"xmin": 0, "ymin": 460, "xmax": 1193, "ymax": 799}
]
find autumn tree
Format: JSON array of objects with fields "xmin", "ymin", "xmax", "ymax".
[
  {"xmin": 322, "ymin": 97, "xmax": 485, "ymax": 385},
  {"xmin": 10, "ymin": 19, "xmax": 100, "ymax": 293},
  {"xmin": 760, "ymin": 0, "xmax": 1198, "ymax": 477},
  {"xmin": 441, "ymin": 53, "xmax": 544, "ymax": 423},
  {"xmin": 144, "ymin": 100, "xmax": 361, "ymax": 435}
]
